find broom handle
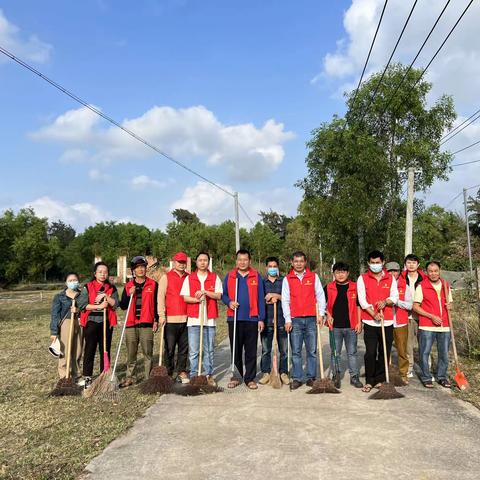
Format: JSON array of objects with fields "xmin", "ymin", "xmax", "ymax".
[
  {"xmin": 231, "ymin": 278, "xmax": 238, "ymax": 375},
  {"xmin": 103, "ymin": 307, "xmax": 107, "ymax": 365},
  {"xmin": 443, "ymin": 281, "xmax": 459, "ymax": 369},
  {"xmin": 65, "ymin": 298, "xmax": 75, "ymax": 379},
  {"xmin": 316, "ymin": 310, "xmax": 325, "ymax": 379},
  {"xmin": 273, "ymin": 302, "xmax": 278, "ymax": 356},
  {"xmin": 158, "ymin": 324, "xmax": 165, "ymax": 367},
  {"xmin": 198, "ymin": 299, "xmax": 205, "ymax": 376},
  {"xmin": 380, "ymin": 310, "xmax": 390, "ymax": 383},
  {"xmin": 110, "ymin": 293, "xmax": 134, "ymax": 381}
]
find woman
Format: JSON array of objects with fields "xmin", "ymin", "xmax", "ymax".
[
  {"xmin": 50, "ymin": 272, "xmax": 83, "ymax": 382},
  {"xmin": 77, "ymin": 261, "xmax": 118, "ymax": 390}
]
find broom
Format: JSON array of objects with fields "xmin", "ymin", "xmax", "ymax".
[
  {"xmin": 369, "ymin": 311, "xmax": 405, "ymax": 400},
  {"xmin": 307, "ymin": 310, "xmax": 340, "ymax": 394},
  {"xmin": 140, "ymin": 323, "xmax": 174, "ymax": 394},
  {"xmin": 51, "ymin": 299, "xmax": 82, "ymax": 397},
  {"xmin": 329, "ymin": 327, "xmax": 341, "ymax": 389},
  {"xmin": 268, "ymin": 302, "xmax": 282, "ymax": 389},
  {"xmin": 288, "ymin": 331, "xmax": 293, "ymax": 391},
  {"xmin": 228, "ymin": 278, "xmax": 243, "ymax": 388}
]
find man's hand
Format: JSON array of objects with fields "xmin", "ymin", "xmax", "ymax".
[
  {"xmin": 446, "ymin": 303, "xmax": 452, "ymax": 312},
  {"xmin": 354, "ymin": 322, "xmax": 363, "ymax": 334},
  {"xmin": 229, "ymin": 301, "xmax": 239, "ymax": 310},
  {"xmin": 285, "ymin": 322, "xmax": 293, "ymax": 333},
  {"xmin": 431, "ymin": 315, "xmax": 443, "ymax": 326},
  {"xmin": 373, "ymin": 312, "xmax": 382, "ymax": 322},
  {"xmin": 129, "ymin": 286, "xmax": 136, "ymax": 296},
  {"xmin": 99, "ymin": 300, "xmax": 109, "ymax": 310},
  {"xmin": 376, "ymin": 300, "xmax": 386, "ymax": 310},
  {"xmin": 316, "ymin": 315, "xmax": 324, "ymax": 325},
  {"xmin": 265, "ymin": 293, "xmax": 274, "ymax": 303},
  {"xmin": 194, "ymin": 290, "xmax": 204, "ymax": 300},
  {"xmin": 326, "ymin": 313, "xmax": 333, "ymax": 329},
  {"xmin": 258, "ymin": 321, "xmax": 265, "ymax": 333},
  {"xmin": 152, "ymin": 321, "xmax": 159, "ymax": 333},
  {"xmin": 70, "ymin": 305, "xmax": 78, "ymax": 314},
  {"xmin": 159, "ymin": 317, "xmax": 166, "ymax": 327}
]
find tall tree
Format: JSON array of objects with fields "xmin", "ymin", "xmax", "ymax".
[
  {"xmin": 172, "ymin": 208, "xmax": 200, "ymax": 224},
  {"xmin": 259, "ymin": 210, "xmax": 293, "ymax": 240}
]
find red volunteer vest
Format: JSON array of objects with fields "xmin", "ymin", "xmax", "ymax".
[
  {"xmin": 360, "ymin": 270, "xmax": 394, "ymax": 321},
  {"xmin": 165, "ymin": 269, "xmax": 188, "ymax": 317},
  {"xmin": 326, "ymin": 280, "xmax": 359, "ymax": 329},
  {"xmin": 186, "ymin": 271, "xmax": 219, "ymax": 319},
  {"xmin": 226, "ymin": 268, "xmax": 259, "ymax": 317},
  {"xmin": 79, "ymin": 280, "xmax": 118, "ymax": 327},
  {"xmin": 286, "ymin": 269, "xmax": 317, "ymax": 318},
  {"xmin": 124, "ymin": 277, "xmax": 157, "ymax": 327},
  {"xmin": 395, "ymin": 274, "xmax": 409, "ymax": 326},
  {"xmin": 418, "ymin": 279, "xmax": 450, "ymax": 328}
]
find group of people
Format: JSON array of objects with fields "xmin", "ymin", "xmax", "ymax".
[{"xmin": 50, "ymin": 248, "xmax": 455, "ymax": 392}]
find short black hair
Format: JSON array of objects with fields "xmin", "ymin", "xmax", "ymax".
[
  {"xmin": 292, "ymin": 251, "xmax": 307, "ymax": 260},
  {"xmin": 404, "ymin": 254, "xmax": 420, "ymax": 265},
  {"xmin": 265, "ymin": 256, "xmax": 279, "ymax": 266},
  {"xmin": 426, "ymin": 260, "xmax": 441, "ymax": 270},
  {"xmin": 64, "ymin": 272, "xmax": 79, "ymax": 281},
  {"xmin": 236, "ymin": 249, "xmax": 251, "ymax": 259},
  {"xmin": 332, "ymin": 262, "xmax": 350, "ymax": 272},
  {"xmin": 196, "ymin": 251, "xmax": 211, "ymax": 261},
  {"xmin": 367, "ymin": 250, "xmax": 384, "ymax": 262}
]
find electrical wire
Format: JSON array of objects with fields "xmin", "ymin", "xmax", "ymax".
[{"xmin": 441, "ymin": 107, "xmax": 480, "ymax": 144}]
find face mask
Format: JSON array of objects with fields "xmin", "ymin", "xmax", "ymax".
[
  {"xmin": 369, "ymin": 263, "xmax": 383, "ymax": 274},
  {"xmin": 267, "ymin": 268, "xmax": 279, "ymax": 277},
  {"xmin": 67, "ymin": 281, "xmax": 79, "ymax": 290}
]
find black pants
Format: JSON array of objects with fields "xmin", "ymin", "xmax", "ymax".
[
  {"xmin": 82, "ymin": 321, "xmax": 113, "ymax": 377},
  {"xmin": 164, "ymin": 322, "xmax": 188, "ymax": 375},
  {"xmin": 228, "ymin": 320, "xmax": 258, "ymax": 384},
  {"xmin": 363, "ymin": 323, "xmax": 393, "ymax": 386}
]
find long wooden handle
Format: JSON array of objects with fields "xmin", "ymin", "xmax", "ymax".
[
  {"xmin": 198, "ymin": 300, "xmax": 205, "ymax": 376},
  {"xmin": 444, "ymin": 281, "xmax": 459, "ymax": 367},
  {"xmin": 231, "ymin": 279, "xmax": 238, "ymax": 375},
  {"xmin": 103, "ymin": 308, "xmax": 107, "ymax": 354},
  {"xmin": 273, "ymin": 302, "xmax": 278, "ymax": 351},
  {"xmin": 380, "ymin": 312, "xmax": 390, "ymax": 383},
  {"xmin": 158, "ymin": 324, "xmax": 165, "ymax": 367},
  {"xmin": 316, "ymin": 321, "xmax": 325, "ymax": 380},
  {"xmin": 65, "ymin": 299, "xmax": 75, "ymax": 379}
]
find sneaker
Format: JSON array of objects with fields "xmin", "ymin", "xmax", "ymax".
[
  {"xmin": 207, "ymin": 375, "xmax": 217, "ymax": 387},
  {"xmin": 178, "ymin": 372, "xmax": 190, "ymax": 384},
  {"xmin": 259, "ymin": 373, "xmax": 270, "ymax": 385},
  {"xmin": 350, "ymin": 376, "xmax": 363, "ymax": 388},
  {"xmin": 291, "ymin": 380, "xmax": 303, "ymax": 390},
  {"xmin": 76, "ymin": 377, "xmax": 86, "ymax": 387},
  {"xmin": 280, "ymin": 373, "xmax": 290, "ymax": 385},
  {"xmin": 407, "ymin": 371, "xmax": 414, "ymax": 378},
  {"xmin": 84, "ymin": 376, "xmax": 92, "ymax": 390}
]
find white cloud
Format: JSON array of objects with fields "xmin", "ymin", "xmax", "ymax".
[
  {"xmin": 170, "ymin": 181, "xmax": 300, "ymax": 227},
  {"xmin": 31, "ymin": 105, "xmax": 294, "ymax": 181},
  {"xmin": 130, "ymin": 175, "xmax": 171, "ymax": 190},
  {"xmin": 0, "ymin": 9, "xmax": 52, "ymax": 64},
  {"xmin": 89, "ymin": 169, "xmax": 110, "ymax": 181}
]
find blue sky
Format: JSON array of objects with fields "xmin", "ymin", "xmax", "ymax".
[{"xmin": 0, "ymin": 0, "xmax": 478, "ymax": 231}]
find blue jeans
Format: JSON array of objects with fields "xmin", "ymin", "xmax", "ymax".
[
  {"xmin": 261, "ymin": 326, "xmax": 288, "ymax": 374},
  {"xmin": 418, "ymin": 329, "xmax": 451, "ymax": 383},
  {"xmin": 188, "ymin": 326, "xmax": 216, "ymax": 377},
  {"xmin": 290, "ymin": 316, "xmax": 317, "ymax": 382},
  {"xmin": 330, "ymin": 328, "xmax": 359, "ymax": 378}
]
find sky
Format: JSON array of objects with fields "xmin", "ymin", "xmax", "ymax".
[{"xmin": 0, "ymin": 0, "xmax": 479, "ymax": 232}]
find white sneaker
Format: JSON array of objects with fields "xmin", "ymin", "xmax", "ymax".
[
  {"xmin": 407, "ymin": 371, "xmax": 414, "ymax": 378},
  {"xmin": 77, "ymin": 377, "xmax": 86, "ymax": 387}
]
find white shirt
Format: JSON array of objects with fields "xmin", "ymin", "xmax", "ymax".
[
  {"xmin": 357, "ymin": 272, "xmax": 399, "ymax": 327},
  {"xmin": 180, "ymin": 272, "xmax": 223, "ymax": 327},
  {"xmin": 281, "ymin": 271, "xmax": 326, "ymax": 323}
]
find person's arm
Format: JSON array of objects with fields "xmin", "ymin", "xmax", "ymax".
[
  {"xmin": 221, "ymin": 275, "xmax": 231, "ymax": 307},
  {"xmin": 412, "ymin": 302, "xmax": 442, "ymax": 326},
  {"xmin": 257, "ymin": 276, "xmax": 266, "ymax": 325},
  {"xmin": 281, "ymin": 278, "xmax": 292, "ymax": 325},
  {"xmin": 107, "ymin": 286, "xmax": 119, "ymax": 309},
  {"xmin": 397, "ymin": 284, "xmax": 413, "ymax": 311},
  {"xmin": 315, "ymin": 274, "xmax": 326, "ymax": 318},
  {"xmin": 386, "ymin": 277, "xmax": 399, "ymax": 306},
  {"xmin": 181, "ymin": 276, "xmax": 200, "ymax": 304},
  {"xmin": 119, "ymin": 287, "xmax": 130, "ymax": 310},
  {"xmin": 204, "ymin": 277, "xmax": 222, "ymax": 301},
  {"xmin": 50, "ymin": 293, "xmax": 62, "ymax": 337},
  {"xmin": 157, "ymin": 275, "xmax": 167, "ymax": 325},
  {"xmin": 357, "ymin": 276, "xmax": 378, "ymax": 320},
  {"xmin": 154, "ymin": 282, "xmax": 159, "ymax": 321}
]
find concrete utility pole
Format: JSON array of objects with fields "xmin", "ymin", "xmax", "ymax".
[
  {"xmin": 318, "ymin": 236, "xmax": 323, "ymax": 278},
  {"xmin": 234, "ymin": 192, "xmax": 240, "ymax": 253},
  {"xmin": 404, "ymin": 166, "xmax": 415, "ymax": 257},
  {"xmin": 463, "ymin": 187, "xmax": 474, "ymax": 278}
]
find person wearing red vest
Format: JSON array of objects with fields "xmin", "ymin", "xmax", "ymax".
[
  {"xmin": 222, "ymin": 249, "xmax": 266, "ymax": 390},
  {"xmin": 118, "ymin": 256, "xmax": 159, "ymax": 387},
  {"xmin": 282, "ymin": 251, "xmax": 326, "ymax": 390},
  {"xmin": 324, "ymin": 262, "xmax": 363, "ymax": 389},
  {"xmin": 357, "ymin": 250, "xmax": 398, "ymax": 393},
  {"xmin": 157, "ymin": 252, "xmax": 189, "ymax": 383},
  {"xmin": 412, "ymin": 261, "xmax": 453, "ymax": 389},
  {"xmin": 77, "ymin": 261, "xmax": 118, "ymax": 390},
  {"xmin": 181, "ymin": 252, "xmax": 222, "ymax": 387},
  {"xmin": 386, "ymin": 261, "xmax": 413, "ymax": 385}
]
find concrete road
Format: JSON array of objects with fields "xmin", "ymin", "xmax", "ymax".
[{"xmin": 83, "ymin": 330, "xmax": 480, "ymax": 480}]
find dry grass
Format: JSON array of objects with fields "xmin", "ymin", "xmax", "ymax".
[{"xmin": 0, "ymin": 288, "xmax": 228, "ymax": 480}]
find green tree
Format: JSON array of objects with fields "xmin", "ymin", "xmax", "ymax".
[
  {"xmin": 172, "ymin": 208, "xmax": 200, "ymax": 224},
  {"xmin": 259, "ymin": 210, "xmax": 293, "ymax": 240}
]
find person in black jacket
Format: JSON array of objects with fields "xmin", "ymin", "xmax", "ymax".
[{"xmin": 50, "ymin": 272, "xmax": 83, "ymax": 381}]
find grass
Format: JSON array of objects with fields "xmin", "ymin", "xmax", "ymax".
[{"xmin": 0, "ymin": 289, "xmax": 228, "ymax": 480}]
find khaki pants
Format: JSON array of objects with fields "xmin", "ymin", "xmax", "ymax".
[
  {"xmin": 393, "ymin": 325, "xmax": 409, "ymax": 378},
  {"xmin": 125, "ymin": 327, "xmax": 154, "ymax": 380},
  {"xmin": 406, "ymin": 316, "xmax": 418, "ymax": 372},
  {"xmin": 58, "ymin": 317, "xmax": 83, "ymax": 379}
]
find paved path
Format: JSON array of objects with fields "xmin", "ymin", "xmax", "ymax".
[{"xmin": 83, "ymin": 331, "xmax": 480, "ymax": 480}]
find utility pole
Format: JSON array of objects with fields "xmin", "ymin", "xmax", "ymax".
[
  {"xmin": 234, "ymin": 192, "xmax": 240, "ymax": 253},
  {"xmin": 404, "ymin": 166, "xmax": 415, "ymax": 257},
  {"xmin": 463, "ymin": 187, "xmax": 474, "ymax": 278},
  {"xmin": 319, "ymin": 236, "xmax": 323, "ymax": 278}
]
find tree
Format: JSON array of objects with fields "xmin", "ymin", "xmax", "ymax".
[
  {"xmin": 468, "ymin": 188, "xmax": 480, "ymax": 237},
  {"xmin": 259, "ymin": 210, "xmax": 293, "ymax": 240},
  {"xmin": 172, "ymin": 208, "xmax": 200, "ymax": 224},
  {"xmin": 48, "ymin": 220, "xmax": 76, "ymax": 248}
]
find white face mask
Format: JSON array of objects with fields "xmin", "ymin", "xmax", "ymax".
[
  {"xmin": 67, "ymin": 280, "xmax": 79, "ymax": 290},
  {"xmin": 369, "ymin": 263, "xmax": 383, "ymax": 274}
]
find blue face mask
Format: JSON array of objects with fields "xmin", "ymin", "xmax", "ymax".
[
  {"xmin": 267, "ymin": 267, "xmax": 279, "ymax": 277},
  {"xmin": 369, "ymin": 263, "xmax": 383, "ymax": 274},
  {"xmin": 67, "ymin": 281, "xmax": 79, "ymax": 290}
]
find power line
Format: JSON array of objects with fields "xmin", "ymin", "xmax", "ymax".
[
  {"xmin": 238, "ymin": 202, "xmax": 255, "ymax": 226},
  {"xmin": 444, "ymin": 183, "xmax": 480, "ymax": 208},
  {"xmin": 441, "ymin": 106, "xmax": 480, "ymax": 143},
  {"xmin": 452, "ymin": 138, "xmax": 480, "ymax": 156},
  {"xmin": 451, "ymin": 158, "xmax": 480, "ymax": 167}
]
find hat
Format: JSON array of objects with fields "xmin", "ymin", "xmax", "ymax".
[
  {"xmin": 48, "ymin": 338, "xmax": 62, "ymax": 358},
  {"xmin": 173, "ymin": 252, "xmax": 188, "ymax": 262},
  {"xmin": 385, "ymin": 261, "xmax": 401, "ymax": 271},
  {"xmin": 130, "ymin": 255, "xmax": 147, "ymax": 269}
]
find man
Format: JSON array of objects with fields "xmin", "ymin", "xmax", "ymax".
[
  {"xmin": 385, "ymin": 261, "xmax": 413, "ymax": 385},
  {"xmin": 412, "ymin": 261, "xmax": 453, "ymax": 389},
  {"xmin": 222, "ymin": 249, "xmax": 265, "ymax": 390},
  {"xmin": 324, "ymin": 262, "xmax": 363, "ymax": 388},
  {"xmin": 157, "ymin": 252, "xmax": 189, "ymax": 383},
  {"xmin": 259, "ymin": 256, "xmax": 289, "ymax": 386},
  {"xmin": 119, "ymin": 256, "xmax": 158, "ymax": 387},
  {"xmin": 282, "ymin": 251, "xmax": 326, "ymax": 390},
  {"xmin": 403, "ymin": 254, "xmax": 425, "ymax": 378},
  {"xmin": 181, "ymin": 252, "xmax": 222, "ymax": 386},
  {"xmin": 357, "ymin": 250, "xmax": 399, "ymax": 393}
]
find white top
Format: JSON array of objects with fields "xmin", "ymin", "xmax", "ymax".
[
  {"xmin": 281, "ymin": 270, "xmax": 326, "ymax": 323},
  {"xmin": 180, "ymin": 272, "xmax": 223, "ymax": 327},
  {"xmin": 356, "ymin": 273, "xmax": 399, "ymax": 327}
]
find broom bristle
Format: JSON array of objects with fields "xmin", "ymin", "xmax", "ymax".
[
  {"xmin": 268, "ymin": 373, "xmax": 282, "ymax": 389},
  {"xmin": 50, "ymin": 377, "xmax": 82, "ymax": 397},
  {"xmin": 369, "ymin": 382, "xmax": 404, "ymax": 400},
  {"xmin": 172, "ymin": 383, "xmax": 203, "ymax": 396},
  {"xmin": 307, "ymin": 378, "xmax": 341, "ymax": 394},
  {"xmin": 83, "ymin": 371, "xmax": 107, "ymax": 398},
  {"xmin": 190, "ymin": 375, "xmax": 208, "ymax": 387},
  {"xmin": 150, "ymin": 365, "xmax": 169, "ymax": 377},
  {"xmin": 139, "ymin": 369, "xmax": 174, "ymax": 395}
]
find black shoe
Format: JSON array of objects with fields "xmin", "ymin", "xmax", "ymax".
[
  {"xmin": 291, "ymin": 380, "xmax": 303, "ymax": 390},
  {"xmin": 306, "ymin": 378, "xmax": 315, "ymax": 387},
  {"xmin": 350, "ymin": 376, "xmax": 363, "ymax": 388}
]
